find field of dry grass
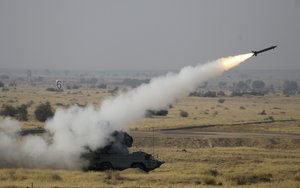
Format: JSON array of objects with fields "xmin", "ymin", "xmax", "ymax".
[
  {"xmin": 132, "ymin": 95, "xmax": 300, "ymax": 132},
  {"xmin": 0, "ymin": 85, "xmax": 300, "ymax": 187},
  {"xmin": 0, "ymin": 147, "xmax": 299, "ymax": 187},
  {"xmin": 1, "ymin": 85, "xmax": 299, "ymax": 132}
]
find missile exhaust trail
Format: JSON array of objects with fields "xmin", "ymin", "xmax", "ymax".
[{"xmin": 0, "ymin": 48, "xmax": 270, "ymax": 169}]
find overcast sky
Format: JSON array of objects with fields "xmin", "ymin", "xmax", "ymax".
[{"xmin": 0, "ymin": 0, "xmax": 299, "ymax": 71}]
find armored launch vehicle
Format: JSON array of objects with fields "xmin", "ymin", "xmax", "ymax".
[{"xmin": 81, "ymin": 131, "xmax": 164, "ymax": 172}]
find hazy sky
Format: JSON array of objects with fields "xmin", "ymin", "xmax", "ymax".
[{"xmin": 0, "ymin": 0, "xmax": 299, "ymax": 71}]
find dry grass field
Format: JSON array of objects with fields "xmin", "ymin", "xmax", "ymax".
[
  {"xmin": 0, "ymin": 85, "xmax": 300, "ymax": 187},
  {"xmin": 1, "ymin": 85, "xmax": 299, "ymax": 132},
  {"xmin": 0, "ymin": 147, "xmax": 299, "ymax": 188}
]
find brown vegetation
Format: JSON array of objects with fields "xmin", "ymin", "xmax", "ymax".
[{"xmin": 0, "ymin": 84, "xmax": 299, "ymax": 187}]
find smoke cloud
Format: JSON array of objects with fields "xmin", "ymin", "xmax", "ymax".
[{"xmin": 0, "ymin": 53, "xmax": 252, "ymax": 169}]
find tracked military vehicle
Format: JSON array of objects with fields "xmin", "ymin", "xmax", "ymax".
[{"xmin": 81, "ymin": 131, "xmax": 164, "ymax": 172}]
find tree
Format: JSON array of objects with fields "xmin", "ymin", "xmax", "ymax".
[
  {"xmin": 252, "ymin": 80, "xmax": 265, "ymax": 92},
  {"xmin": 268, "ymin": 84, "xmax": 275, "ymax": 93},
  {"xmin": 17, "ymin": 104, "xmax": 28, "ymax": 121},
  {"xmin": 217, "ymin": 91, "xmax": 226, "ymax": 97},
  {"xmin": 245, "ymin": 79, "xmax": 252, "ymax": 86},
  {"xmin": 72, "ymin": 85, "xmax": 80, "ymax": 89},
  {"xmin": 97, "ymin": 84, "xmax": 107, "ymax": 89},
  {"xmin": 218, "ymin": 81, "xmax": 227, "ymax": 89},
  {"xmin": 283, "ymin": 81, "xmax": 298, "ymax": 95},
  {"xmin": 0, "ymin": 105, "xmax": 17, "ymax": 117},
  {"xmin": 234, "ymin": 81, "xmax": 250, "ymax": 93},
  {"xmin": 0, "ymin": 81, "xmax": 4, "ymax": 88},
  {"xmin": 34, "ymin": 102, "xmax": 54, "ymax": 122},
  {"xmin": 88, "ymin": 77, "xmax": 98, "ymax": 85},
  {"xmin": 0, "ymin": 74, "xmax": 9, "ymax": 80},
  {"xmin": 80, "ymin": 77, "xmax": 86, "ymax": 83}
]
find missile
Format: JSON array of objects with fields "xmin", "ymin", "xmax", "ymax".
[{"xmin": 252, "ymin": 46, "xmax": 277, "ymax": 56}]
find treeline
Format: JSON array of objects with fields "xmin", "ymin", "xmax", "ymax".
[
  {"xmin": 190, "ymin": 80, "xmax": 299, "ymax": 97},
  {"xmin": 0, "ymin": 102, "xmax": 54, "ymax": 122}
]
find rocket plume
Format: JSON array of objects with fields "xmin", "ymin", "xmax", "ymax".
[
  {"xmin": 0, "ymin": 53, "xmax": 252, "ymax": 169},
  {"xmin": 221, "ymin": 53, "xmax": 253, "ymax": 71}
]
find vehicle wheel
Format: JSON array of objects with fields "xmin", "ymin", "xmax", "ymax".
[
  {"xmin": 100, "ymin": 162, "xmax": 113, "ymax": 170},
  {"xmin": 131, "ymin": 163, "xmax": 149, "ymax": 172}
]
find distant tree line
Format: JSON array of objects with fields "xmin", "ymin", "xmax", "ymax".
[
  {"xmin": 283, "ymin": 80, "xmax": 298, "ymax": 95},
  {"xmin": 189, "ymin": 79, "xmax": 298, "ymax": 97}
]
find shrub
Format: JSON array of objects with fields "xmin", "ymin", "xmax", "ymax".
[
  {"xmin": 97, "ymin": 84, "xmax": 107, "ymax": 89},
  {"xmin": 152, "ymin": 110, "xmax": 168, "ymax": 116},
  {"xmin": 189, "ymin": 91, "xmax": 201, "ymax": 97},
  {"xmin": 46, "ymin": 87, "xmax": 57, "ymax": 92},
  {"xmin": 34, "ymin": 102, "xmax": 54, "ymax": 122},
  {"xmin": 16, "ymin": 104, "xmax": 28, "ymax": 121},
  {"xmin": 26, "ymin": 100, "xmax": 34, "ymax": 107},
  {"xmin": 294, "ymin": 173, "xmax": 300, "ymax": 181},
  {"xmin": 0, "ymin": 81, "xmax": 4, "ymax": 87},
  {"xmin": 0, "ymin": 74, "xmax": 9, "ymax": 80},
  {"xmin": 283, "ymin": 80, "xmax": 298, "ymax": 95},
  {"xmin": 205, "ymin": 168, "xmax": 220, "ymax": 177},
  {"xmin": 46, "ymin": 87, "xmax": 63, "ymax": 92},
  {"xmin": 87, "ymin": 77, "xmax": 98, "ymax": 85},
  {"xmin": 218, "ymin": 98, "xmax": 225, "ymax": 103},
  {"xmin": 267, "ymin": 116, "xmax": 274, "ymax": 122},
  {"xmin": 203, "ymin": 91, "xmax": 217, "ymax": 97},
  {"xmin": 180, "ymin": 110, "xmax": 189, "ymax": 117},
  {"xmin": 72, "ymin": 85, "xmax": 79, "ymax": 89},
  {"xmin": 235, "ymin": 81, "xmax": 250, "ymax": 93},
  {"xmin": 0, "ymin": 105, "xmax": 17, "ymax": 117},
  {"xmin": 50, "ymin": 174, "xmax": 62, "ymax": 181},
  {"xmin": 55, "ymin": 102, "xmax": 65, "ymax": 107},
  {"xmin": 218, "ymin": 81, "xmax": 227, "ymax": 89},
  {"xmin": 229, "ymin": 173, "xmax": 272, "ymax": 185},
  {"xmin": 260, "ymin": 110, "xmax": 267, "ymax": 115},
  {"xmin": 7, "ymin": 99, "xmax": 15, "ymax": 103},
  {"xmin": 146, "ymin": 110, "xmax": 168, "ymax": 117},
  {"xmin": 231, "ymin": 91, "xmax": 243, "ymax": 97},
  {"xmin": 217, "ymin": 91, "xmax": 226, "ymax": 97},
  {"xmin": 202, "ymin": 176, "xmax": 217, "ymax": 185},
  {"xmin": 0, "ymin": 104, "xmax": 28, "ymax": 121}
]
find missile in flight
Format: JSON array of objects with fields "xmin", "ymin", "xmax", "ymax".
[{"xmin": 252, "ymin": 46, "xmax": 277, "ymax": 56}]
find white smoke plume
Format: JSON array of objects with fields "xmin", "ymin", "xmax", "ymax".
[{"xmin": 0, "ymin": 53, "xmax": 252, "ymax": 169}]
